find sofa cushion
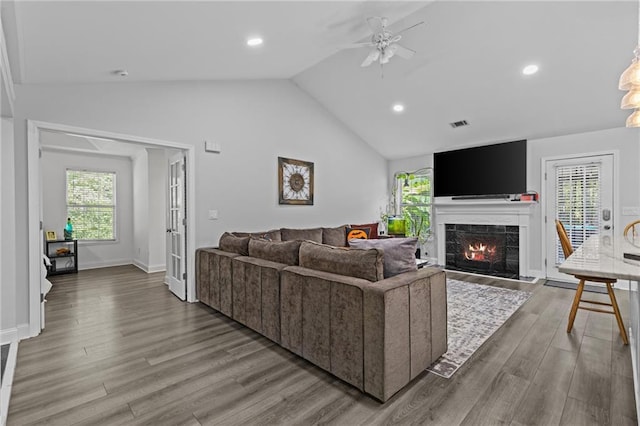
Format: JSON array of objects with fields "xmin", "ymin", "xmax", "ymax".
[
  {"xmin": 349, "ymin": 237, "xmax": 418, "ymax": 278},
  {"xmin": 218, "ymin": 232, "xmax": 250, "ymax": 255},
  {"xmin": 248, "ymin": 238, "xmax": 301, "ymax": 266},
  {"xmin": 299, "ymin": 241, "xmax": 383, "ymax": 282},
  {"xmin": 322, "ymin": 225, "xmax": 348, "ymax": 247},
  {"xmin": 280, "ymin": 227, "xmax": 323, "ymax": 243},
  {"xmin": 350, "ymin": 222, "xmax": 379, "ymax": 239},
  {"xmin": 232, "ymin": 229, "xmax": 282, "ymax": 241}
]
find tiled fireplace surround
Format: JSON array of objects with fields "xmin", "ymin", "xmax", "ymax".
[{"xmin": 435, "ymin": 202, "xmax": 535, "ymax": 278}]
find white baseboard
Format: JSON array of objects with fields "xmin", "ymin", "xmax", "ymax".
[
  {"xmin": 164, "ymin": 274, "xmax": 170, "ymax": 286},
  {"xmin": 1, "ymin": 341, "xmax": 18, "ymax": 426},
  {"xmin": 133, "ymin": 260, "xmax": 166, "ymax": 274},
  {"xmin": 0, "ymin": 328, "xmax": 17, "ymax": 345},
  {"xmin": 527, "ymin": 269, "xmax": 545, "ymax": 279},
  {"xmin": 79, "ymin": 258, "xmax": 133, "ymax": 271}
]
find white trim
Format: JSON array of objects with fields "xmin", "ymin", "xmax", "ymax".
[
  {"xmin": 27, "ymin": 120, "xmax": 198, "ymax": 338},
  {"xmin": 79, "ymin": 259, "xmax": 134, "ymax": 271},
  {"xmin": 0, "ymin": 328, "xmax": 17, "ymax": 345},
  {"xmin": 1, "ymin": 341, "xmax": 18, "ymax": 426},
  {"xmin": 41, "ymin": 144, "xmax": 134, "ymax": 159},
  {"xmin": 539, "ymin": 150, "xmax": 619, "ymax": 281},
  {"xmin": 0, "ymin": 17, "xmax": 16, "ymax": 117},
  {"xmin": 133, "ymin": 260, "xmax": 166, "ymax": 274}
]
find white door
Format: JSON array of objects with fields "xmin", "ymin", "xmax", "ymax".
[
  {"xmin": 167, "ymin": 152, "xmax": 187, "ymax": 300},
  {"xmin": 545, "ymin": 154, "xmax": 614, "ymax": 281}
]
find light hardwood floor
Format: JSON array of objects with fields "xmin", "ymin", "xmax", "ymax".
[{"xmin": 7, "ymin": 266, "xmax": 637, "ymax": 425}]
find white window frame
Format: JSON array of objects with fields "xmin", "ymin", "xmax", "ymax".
[
  {"xmin": 66, "ymin": 168, "xmax": 117, "ymax": 242},
  {"xmin": 394, "ymin": 168, "xmax": 433, "ymax": 239}
]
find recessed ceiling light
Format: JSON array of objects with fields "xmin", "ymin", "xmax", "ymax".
[
  {"xmin": 392, "ymin": 103, "xmax": 405, "ymax": 113},
  {"xmin": 112, "ymin": 69, "xmax": 128, "ymax": 77},
  {"xmin": 247, "ymin": 37, "xmax": 263, "ymax": 47},
  {"xmin": 522, "ymin": 64, "xmax": 539, "ymax": 75}
]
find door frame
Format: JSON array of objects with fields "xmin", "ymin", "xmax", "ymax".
[
  {"xmin": 27, "ymin": 120, "xmax": 197, "ymax": 338},
  {"xmin": 540, "ymin": 149, "xmax": 620, "ymax": 281}
]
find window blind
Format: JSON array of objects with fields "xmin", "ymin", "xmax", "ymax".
[
  {"xmin": 555, "ymin": 163, "xmax": 600, "ymax": 264},
  {"xmin": 66, "ymin": 170, "xmax": 116, "ymax": 240}
]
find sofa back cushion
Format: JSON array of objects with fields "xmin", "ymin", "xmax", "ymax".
[
  {"xmin": 232, "ymin": 229, "xmax": 282, "ymax": 241},
  {"xmin": 322, "ymin": 225, "xmax": 348, "ymax": 247},
  {"xmin": 280, "ymin": 227, "xmax": 323, "ymax": 243},
  {"xmin": 298, "ymin": 241, "xmax": 383, "ymax": 282},
  {"xmin": 248, "ymin": 238, "xmax": 301, "ymax": 266},
  {"xmin": 219, "ymin": 232, "xmax": 250, "ymax": 255},
  {"xmin": 348, "ymin": 237, "xmax": 418, "ymax": 278}
]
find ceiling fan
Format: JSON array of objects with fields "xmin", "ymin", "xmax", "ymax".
[{"xmin": 344, "ymin": 16, "xmax": 425, "ymax": 68}]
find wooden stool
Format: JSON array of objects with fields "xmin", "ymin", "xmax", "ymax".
[{"xmin": 556, "ymin": 220, "xmax": 628, "ymax": 345}]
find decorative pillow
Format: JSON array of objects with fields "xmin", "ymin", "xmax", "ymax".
[
  {"xmin": 351, "ymin": 222, "xmax": 379, "ymax": 239},
  {"xmin": 346, "ymin": 227, "xmax": 370, "ymax": 241},
  {"xmin": 322, "ymin": 225, "xmax": 348, "ymax": 247},
  {"xmin": 248, "ymin": 238, "xmax": 301, "ymax": 266},
  {"xmin": 280, "ymin": 227, "xmax": 323, "ymax": 243},
  {"xmin": 299, "ymin": 241, "xmax": 384, "ymax": 282},
  {"xmin": 348, "ymin": 237, "xmax": 418, "ymax": 278},
  {"xmin": 219, "ymin": 232, "xmax": 250, "ymax": 256}
]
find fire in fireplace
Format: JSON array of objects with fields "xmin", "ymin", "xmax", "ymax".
[{"xmin": 446, "ymin": 224, "xmax": 519, "ymax": 278}]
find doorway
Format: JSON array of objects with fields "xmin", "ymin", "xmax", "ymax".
[
  {"xmin": 27, "ymin": 120, "xmax": 197, "ymax": 337},
  {"xmin": 544, "ymin": 153, "xmax": 615, "ymax": 281}
]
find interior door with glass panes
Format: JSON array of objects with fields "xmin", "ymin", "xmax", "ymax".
[
  {"xmin": 545, "ymin": 154, "xmax": 614, "ymax": 281},
  {"xmin": 167, "ymin": 152, "xmax": 186, "ymax": 300}
]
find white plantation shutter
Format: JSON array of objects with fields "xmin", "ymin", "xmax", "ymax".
[
  {"xmin": 555, "ymin": 163, "xmax": 600, "ymax": 264},
  {"xmin": 66, "ymin": 169, "xmax": 116, "ymax": 240}
]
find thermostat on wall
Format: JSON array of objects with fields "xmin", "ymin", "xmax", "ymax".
[{"xmin": 204, "ymin": 140, "xmax": 221, "ymax": 153}]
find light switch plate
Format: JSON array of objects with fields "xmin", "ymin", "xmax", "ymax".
[
  {"xmin": 622, "ymin": 207, "xmax": 640, "ymax": 216},
  {"xmin": 208, "ymin": 210, "xmax": 218, "ymax": 220}
]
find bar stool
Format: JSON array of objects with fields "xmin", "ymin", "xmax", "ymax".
[{"xmin": 555, "ymin": 220, "xmax": 628, "ymax": 345}]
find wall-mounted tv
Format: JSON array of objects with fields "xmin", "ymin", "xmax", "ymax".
[{"xmin": 433, "ymin": 140, "xmax": 527, "ymax": 198}]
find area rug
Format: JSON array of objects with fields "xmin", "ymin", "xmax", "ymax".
[{"xmin": 427, "ymin": 279, "xmax": 531, "ymax": 378}]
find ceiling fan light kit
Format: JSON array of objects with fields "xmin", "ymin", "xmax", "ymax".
[{"xmin": 619, "ymin": 0, "xmax": 640, "ymax": 127}]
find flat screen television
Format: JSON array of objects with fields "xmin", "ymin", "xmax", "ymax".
[{"xmin": 433, "ymin": 140, "xmax": 527, "ymax": 198}]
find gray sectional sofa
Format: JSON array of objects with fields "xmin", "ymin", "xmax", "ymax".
[{"xmin": 195, "ymin": 225, "xmax": 447, "ymax": 402}]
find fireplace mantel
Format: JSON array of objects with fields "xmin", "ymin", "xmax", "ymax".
[{"xmin": 434, "ymin": 201, "xmax": 537, "ymax": 278}]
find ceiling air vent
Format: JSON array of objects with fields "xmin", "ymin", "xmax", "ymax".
[{"xmin": 450, "ymin": 120, "xmax": 469, "ymax": 128}]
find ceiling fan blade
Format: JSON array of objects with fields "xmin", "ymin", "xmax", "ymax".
[
  {"xmin": 366, "ymin": 16, "xmax": 384, "ymax": 34},
  {"xmin": 392, "ymin": 44, "xmax": 416, "ymax": 60},
  {"xmin": 395, "ymin": 21, "xmax": 425, "ymax": 36},
  {"xmin": 340, "ymin": 42, "xmax": 374, "ymax": 49},
  {"xmin": 361, "ymin": 49, "xmax": 380, "ymax": 67}
]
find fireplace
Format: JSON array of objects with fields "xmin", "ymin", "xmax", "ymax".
[{"xmin": 446, "ymin": 224, "xmax": 519, "ymax": 279}]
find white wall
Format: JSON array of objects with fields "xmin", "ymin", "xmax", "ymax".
[
  {"xmin": 132, "ymin": 149, "xmax": 149, "ymax": 270},
  {"xmin": 147, "ymin": 149, "xmax": 167, "ymax": 271},
  {"xmin": 388, "ymin": 127, "xmax": 640, "ymax": 275},
  {"xmin": 41, "ymin": 149, "xmax": 134, "ymax": 270},
  {"xmin": 13, "ymin": 79, "xmax": 388, "ymax": 334},
  {"xmin": 1, "ymin": 117, "xmax": 19, "ymax": 343},
  {"xmin": 132, "ymin": 148, "xmax": 167, "ymax": 273}
]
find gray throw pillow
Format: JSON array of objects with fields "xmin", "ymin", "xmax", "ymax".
[
  {"xmin": 348, "ymin": 237, "xmax": 418, "ymax": 278},
  {"xmin": 280, "ymin": 227, "xmax": 323, "ymax": 243},
  {"xmin": 219, "ymin": 232, "xmax": 250, "ymax": 256}
]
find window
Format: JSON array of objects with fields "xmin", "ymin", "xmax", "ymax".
[
  {"xmin": 555, "ymin": 163, "xmax": 600, "ymax": 264},
  {"xmin": 395, "ymin": 169, "xmax": 432, "ymax": 242},
  {"xmin": 66, "ymin": 169, "xmax": 116, "ymax": 241}
]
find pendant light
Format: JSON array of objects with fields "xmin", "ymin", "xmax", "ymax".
[{"xmin": 620, "ymin": 0, "xmax": 640, "ymax": 126}]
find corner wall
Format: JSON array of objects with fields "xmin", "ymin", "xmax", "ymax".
[{"xmin": 41, "ymin": 150, "xmax": 134, "ymax": 270}]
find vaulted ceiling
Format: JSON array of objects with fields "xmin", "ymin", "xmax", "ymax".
[{"xmin": 2, "ymin": 1, "xmax": 636, "ymax": 159}]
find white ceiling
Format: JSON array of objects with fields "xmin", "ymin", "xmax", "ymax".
[{"xmin": 2, "ymin": 1, "xmax": 637, "ymax": 159}]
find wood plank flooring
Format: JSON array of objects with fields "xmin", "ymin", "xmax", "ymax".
[{"xmin": 7, "ymin": 266, "xmax": 637, "ymax": 425}]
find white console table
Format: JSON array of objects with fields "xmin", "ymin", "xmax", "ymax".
[{"xmin": 559, "ymin": 234, "xmax": 640, "ymax": 421}]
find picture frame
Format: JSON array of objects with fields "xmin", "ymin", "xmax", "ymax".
[
  {"xmin": 46, "ymin": 231, "xmax": 57, "ymax": 241},
  {"xmin": 278, "ymin": 157, "xmax": 314, "ymax": 205}
]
